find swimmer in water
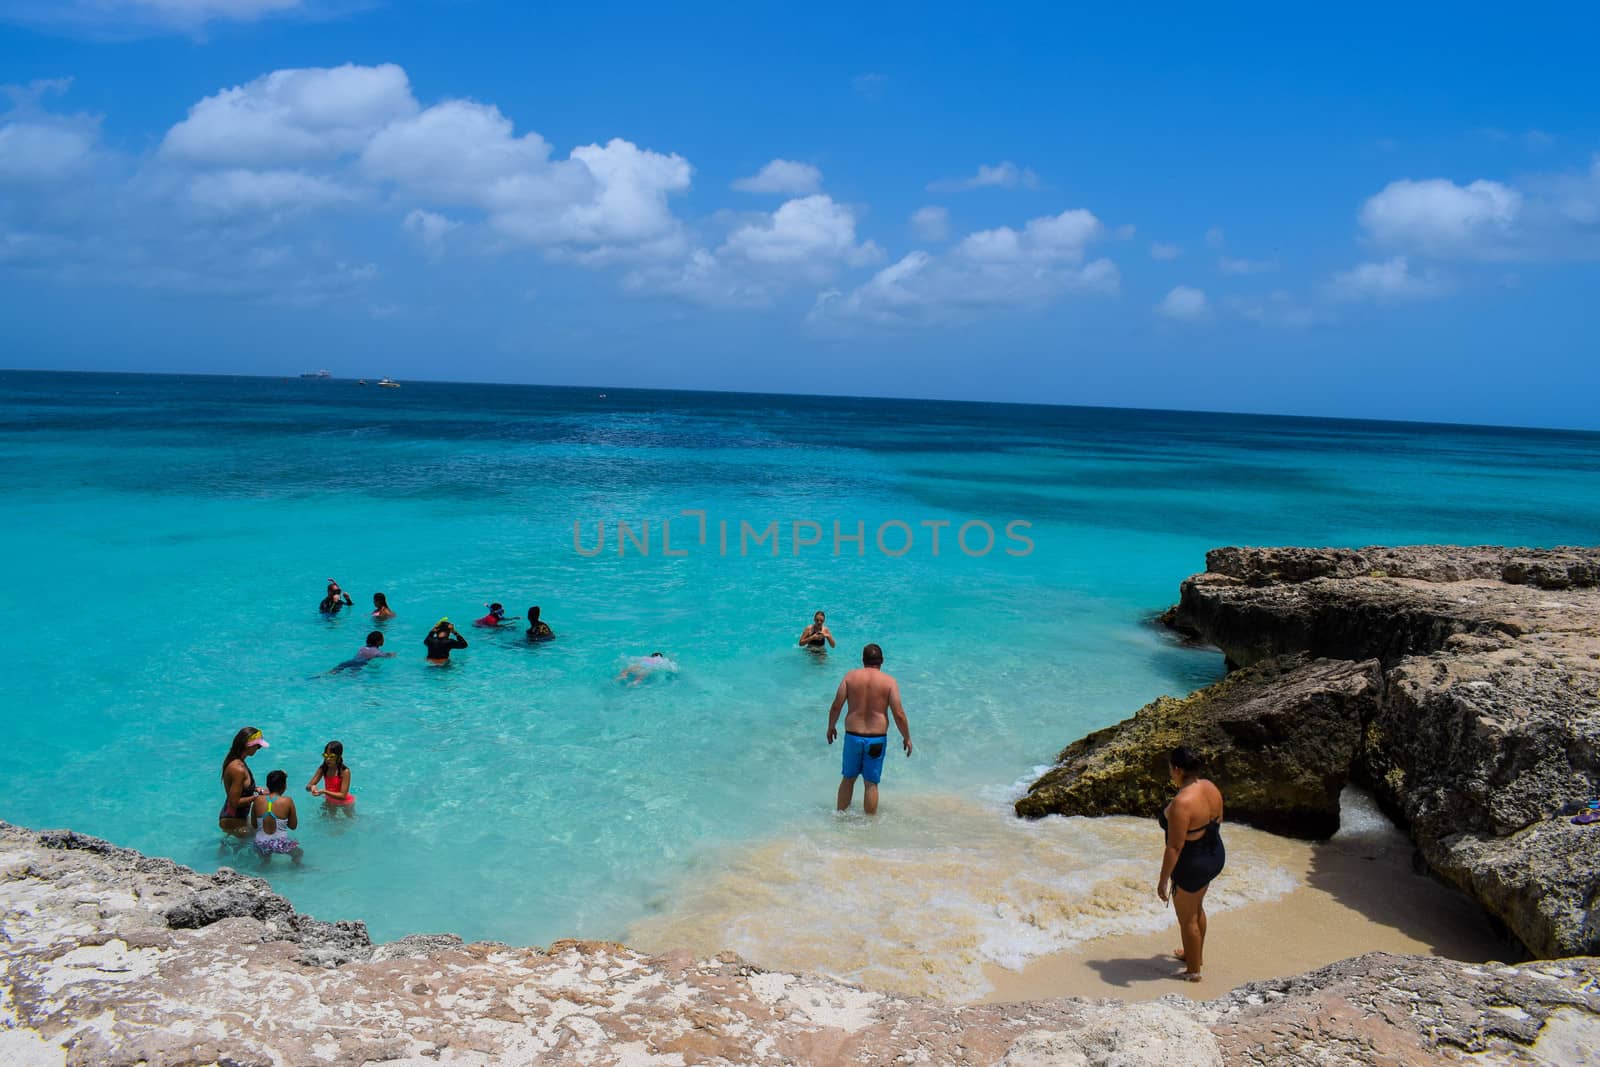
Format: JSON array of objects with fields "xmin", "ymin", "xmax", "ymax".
[
  {"xmin": 320, "ymin": 579, "xmax": 353, "ymax": 616},
  {"xmin": 250, "ymin": 770, "xmax": 303, "ymax": 863},
  {"xmin": 326, "ymin": 631, "xmax": 395, "ymax": 673},
  {"xmin": 219, "ymin": 727, "xmax": 269, "ymax": 836},
  {"xmin": 526, "ymin": 605, "xmax": 555, "ymax": 642},
  {"xmin": 306, "ymin": 740, "xmax": 356, "ymax": 810},
  {"xmin": 798, "ymin": 610, "xmax": 836, "ymax": 651},
  {"xmin": 424, "ymin": 618, "xmax": 468, "ymax": 663},
  {"xmin": 474, "ymin": 602, "xmax": 507, "ymax": 627},
  {"xmin": 371, "ymin": 592, "xmax": 396, "ymax": 620},
  {"xmin": 616, "ymin": 652, "xmax": 674, "ymax": 685}
]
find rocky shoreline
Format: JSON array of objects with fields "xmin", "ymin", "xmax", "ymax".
[
  {"xmin": 1018, "ymin": 545, "xmax": 1600, "ymax": 960},
  {"xmin": 3, "ymin": 820, "xmax": 1598, "ymax": 1065},
  {"xmin": 7, "ymin": 544, "xmax": 1600, "ymax": 1065}
]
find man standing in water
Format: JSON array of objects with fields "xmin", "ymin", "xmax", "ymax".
[{"xmin": 826, "ymin": 643, "xmax": 912, "ymax": 815}]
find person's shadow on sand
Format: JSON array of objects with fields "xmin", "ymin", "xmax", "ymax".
[{"xmin": 1084, "ymin": 954, "xmax": 1184, "ymax": 988}]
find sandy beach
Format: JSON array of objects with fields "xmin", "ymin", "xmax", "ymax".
[{"xmin": 983, "ymin": 813, "xmax": 1519, "ymax": 1003}]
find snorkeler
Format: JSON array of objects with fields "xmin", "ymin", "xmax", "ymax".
[
  {"xmin": 617, "ymin": 652, "xmax": 675, "ymax": 685},
  {"xmin": 526, "ymin": 605, "xmax": 555, "ymax": 642},
  {"xmin": 798, "ymin": 610, "xmax": 836, "ymax": 651},
  {"xmin": 424, "ymin": 618, "xmax": 468, "ymax": 663},
  {"xmin": 307, "ymin": 740, "xmax": 356, "ymax": 809},
  {"xmin": 371, "ymin": 592, "xmax": 396, "ymax": 620},
  {"xmin": 251, "ymin": 770, "xmax": 303, "ymax": 863},
  {"xmin": 474, "ymin": 603, "xmax": 507, "ymax": 627},
  {"xmin": 320, "ymin": 579, "xmax": 353, "ymax": 615},
  {"xmin": 326, "ymin": 631, "xmax": 395, "ymax": 673}
]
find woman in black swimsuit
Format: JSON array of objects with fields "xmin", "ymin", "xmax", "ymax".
[
  {"xmin": 219, "ymin": 726, "xmax": 269, "ymax": 836},
  {"xmin": 1156, "ymin": 746, "xmax": 1225, "ymax": 981}
]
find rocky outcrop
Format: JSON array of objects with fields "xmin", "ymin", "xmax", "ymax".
[
  {"xmin": 1015, "ymin": 656, "xmax": 1380, "ymax": 837},
  {"xmin": 3, "ymin": 820, "xmax": 1597, "ymax": 1066},
  {"xmin": 1018, "ymin": 546, "xmax": 1600, "ymax": 959}
]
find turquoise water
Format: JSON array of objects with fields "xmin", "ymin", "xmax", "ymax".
[{"xmin": 4, "ymin": 371, "xmax": 1599, "ymax": 983}]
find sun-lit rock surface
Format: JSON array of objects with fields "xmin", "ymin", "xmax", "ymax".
[
  {"xmin": 1018, "ymin": 546, "xmax": 1600, "ymax": 958},
  {"xmin": 2, "ymin": 821, "xmax": 1598, "ymax": 1065}
]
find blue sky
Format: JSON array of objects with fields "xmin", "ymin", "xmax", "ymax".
[{"xmin": 2, "ymin": 2, "xmax": 1598, "ymax": 428}]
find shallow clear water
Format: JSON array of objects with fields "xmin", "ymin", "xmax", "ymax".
[{"xmin": 3, "ymin": 371, "xmax": 1597, "ymax": 991}]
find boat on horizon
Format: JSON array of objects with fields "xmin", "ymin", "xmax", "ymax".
[
  {"xmin": 356, "ymin": 379, "xmax": 368, "ymax": 386},
  {"xmin": 300, "ymin": 369, "xmax": 332, "ymax": 379},
  {"xmin": 377, "ymin": 377, "xmax": 401, "ymax": 388}
]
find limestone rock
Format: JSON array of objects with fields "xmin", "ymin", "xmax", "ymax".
[
  {"xmin": 5, "ymin": 820, "xmax": 1597, "ymax": 1065},
  {"xmin": 1016, "ymin": 655, "xmax": 1379, "ymax": 837},
  {"xmin": 1022, "ymin": 545, "xmax": 1600, "ymax": 957}
]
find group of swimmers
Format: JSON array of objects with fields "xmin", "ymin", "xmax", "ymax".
[
  {"xmin": 218, "ymin": 728, "xmax": 354, "ymax": 862},
  {"xmin": 265, "ymin": 584, "xmax": 1224, "ymax": 980},
  {"xmin": 317, "ymin": 579, "xmax": 557, "ymax": 672}
]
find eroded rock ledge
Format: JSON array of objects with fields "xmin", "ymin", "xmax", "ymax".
[
  {"xmin": 2, "ymin": 821, "xmax": 1597, "ymax": 1066},
  {"xmin": 1017, "ymin": 545, "xmax": 1600, "ymax": 960}
]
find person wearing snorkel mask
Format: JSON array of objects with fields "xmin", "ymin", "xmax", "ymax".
[
  {"xmin": 424, "ymin": 618, "xmax": 468, "ymax": 663},
  {"xmin": 320, "ymin": 579, "xmax": 353, "ymax": 616},
  {"xmin": 307, "ymin": 740, "xmax": 356, "ymax": 810}
]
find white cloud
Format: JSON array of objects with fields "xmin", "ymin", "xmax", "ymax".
[
  {"xmin": 731, "ymin": 159, "xmax": 822, "ymax": 195},
  {"xmin": 185, "ymin": 167, "xmax": 356, "ymax": 215},
  {"xmin": 1227, "ymin": 290, "xmax": 1325, "ymax": 329},
  {"xmin": 810, "ymin": 206, "xmax": 1117, "ymax": 328},
  {"xmin": 622, "ymin": 248, "xmax": 774, "ymax": 310},
  {"xmin": 1205, "ymin": 226, "xmax": 1225, "ymax": 248},
  {"xmin": 0, "ymin": 117, "xmax": 100, "ymax": 182},
  {"xmin": 1328, "ymin": 256, "xmax": 1449, "ymax": 302},
  {"xmin": 0, "ymin": 79, "xmax": 102, "ymax": 183},
  {"xmin": 5, "ymin": 65, "xmax": 706, "ymax": 308},
  {"xmin": 624, "ymin": 195, "xmax": 882, "ymax": 308},
  {"xmin": 928, "ymin": 161, "xmax": 1040, "ymax": 193},
  {"xmin": 162, "ymin": 64, "xmax": 418, "ymax": 167},
  {"xmin": 720, "ymin": 194, "xmax": 881, "ymax": 271},
  {"xmin": 1149, "ymin": 241, "xmax": 1182, "ymax": 260},
  {"xmin": 362, "ymin": 99, "xmax": 690, "ymax": 251},
  {"xmin": 1359, "ymin": 178, "xmax": 1521, "ymax": 259},
  {"xmin": 403, "ymin": 208, "xmax": 458, "ymax": 245},
  {"xmin": 1217, "ymin": 256, "xmax": 1278, "ymax": 275},
  {"xmin": 910, "ymin": 205, "xmax": 949, "ymax": 242},
  {"xmin": 1156, "ymin": 285, "xmax": 1207, "ymax": 321}
]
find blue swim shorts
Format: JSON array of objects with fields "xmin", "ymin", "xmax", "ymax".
[{"xmin": 841, "ymin": 732, "xmax": 888, "ymax": 784}]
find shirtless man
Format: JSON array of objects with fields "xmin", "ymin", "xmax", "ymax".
[
  {"xmin": 798, "ymin": 610, "xmax": 836, "ymax": 651},
  {"xmin": 825, "ymin": 643, "xmax": 912, "ymax": 815}
]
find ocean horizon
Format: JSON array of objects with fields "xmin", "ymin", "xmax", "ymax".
[
  {"xmin": 15, "ymin": 367, "xmax": 1600, "ymax": 437},
  {"xmin": 4, "ymin": 369, "xmax": 1598, "ymax": 998}
]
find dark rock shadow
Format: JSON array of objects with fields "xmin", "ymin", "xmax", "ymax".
[{"xmin": 1300, "ymin": 832, "xmax": 1526, "ymax": 963}]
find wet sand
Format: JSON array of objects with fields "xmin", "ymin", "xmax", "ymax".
[{"xmin": 982, "ymin": 823, "xmax": 1520, "ymax": 1003}]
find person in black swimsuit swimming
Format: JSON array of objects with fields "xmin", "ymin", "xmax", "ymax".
[{"xmin": 1156, "ymin": 746, "xmax": 1225, "ymax": 982}]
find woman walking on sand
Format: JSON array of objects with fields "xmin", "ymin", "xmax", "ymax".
[{"xmin": 1156, "ymin": 746, "xmax": 1225, "ymax": 981}]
